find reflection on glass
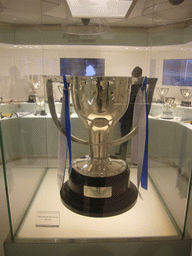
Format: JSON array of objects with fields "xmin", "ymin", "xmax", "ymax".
[
  {"xmin": 60, "ymin": 58, "xmax": 105, "ymax": 76},
  {"xmin": 162, "ymin": 59, "xmax": 192, "ymax": 86}
]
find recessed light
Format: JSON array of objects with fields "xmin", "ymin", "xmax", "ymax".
[{"xmin": 66, "ymin": 0, "xmax": 135, "ymax": 18}]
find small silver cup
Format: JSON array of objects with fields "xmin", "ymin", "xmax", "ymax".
[{"xmin": 180, "ymin": 89, "xmax": 192, "ymax": 107}]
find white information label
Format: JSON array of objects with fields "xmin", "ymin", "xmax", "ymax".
[{"xmin": 36, "ymin": 211, "xmax": 60, "ymax": 227}]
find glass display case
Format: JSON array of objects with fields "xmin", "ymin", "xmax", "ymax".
[
  {"xmin": 0, "ymin": 1, "xmax": 192, "ymax": 256},
  {"xmin": 1, "ymin": 73, "xmax": 192, "ymax": 255}
]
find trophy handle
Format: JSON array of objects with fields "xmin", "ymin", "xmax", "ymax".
[
  {"xmin": 46, "ymin": 78, "xmax": 138, "ymax": 147},
  {"xmin": 112, "ymin": 77, "xmax": 158, "ymax": 146},
  {"xmin": 111, "ymin": 126, "xmax": 138, "ymax": 146},
  {"xmin": 46, "ymin": 79, "xmax": 89, "ymax": 145}
]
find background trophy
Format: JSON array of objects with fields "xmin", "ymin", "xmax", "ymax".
[
  {"xmin": 35, "ymin": 95, "xmax": 47, "ymax": 116},
  {"xmin": 27, "ymin": 75, "xmax": 42, "ymax": 103},
  {"xmin": 46, "ymin": 76, "xmax": 157, "ymax": 217},
  {"xmin": 157, "ymin": 87, "xmax": 169, "ymax": 103},
  {"xmin": 180, "ymin": 89, "xmax": 192, "ymax": 107},
  {"xmin": 161, "ymin": 97, "xmax": 175, "ymax": 119}
]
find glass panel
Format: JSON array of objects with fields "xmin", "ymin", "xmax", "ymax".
[
  {"xmin": 0, "ymin": 120, "xmax": 14, "ymax": 240},
  {"xmin": 0, "ymin": 102, "xmax": 49, "ymax": 238},
  {"xmin": 0, "ymin": 1, "xmax": 50, "ymax": 239},
  {"xmin": 148, "ymin": 42, "xmax": 192, "ymax": 238},
  {"xmin": 1, "ymin": 43, "xmax": 192, "ymax": 240},
  {"xmin": 0, "ymin": 0, "xmax": 192, "ymax": 243}
]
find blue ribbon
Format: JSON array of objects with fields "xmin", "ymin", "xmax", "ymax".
[
  {"xmin": 63, "ymin": 75, "xmax": 72, "ymax": 173},
  {"xmin": 141, "ymin": 76, "xmax": 148, "ymax": 189}
]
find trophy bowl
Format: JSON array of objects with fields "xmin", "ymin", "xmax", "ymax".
[
  {"xmin": 157, "ymin": 87, "xmax": 169, "ymax": 103},
  {"xmin": 161, "ymin": 97, "xmax": 175, "ymax": 119},
  {"xmin": 180, "ymin": 89, "xmax": 192, "ymax": 107},
  {"xmin": 59, "ymin": 76, "xmax": 138, "ymax": 217}
]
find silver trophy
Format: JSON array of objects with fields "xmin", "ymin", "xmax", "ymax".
[
  {"xmin": 46, "ymin": 76, "xmax": 157, "ymax": 217},
  {"xmin": 157, "ymin": 87, "xmax": 169, "ymax": 103},
  {"xmin": 27, "ymin": 75, "xmax": 43, "ymax": 103},
  {"xmin": 35, "ymin": 95, "xmax": 47, "ymax": 116},
  {"xmin": 180, "ymin": 89, "xmax": 192, "ymax": 107},
  {"xmin": 161, "ymin": 97, "xmax": 175, "ymax": 119}
]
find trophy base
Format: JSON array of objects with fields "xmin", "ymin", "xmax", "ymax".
[
  {"xmin": 181, "ymin": 101, "xmax": 191, "ymax": 107},
  {"xmin": 28, "ymin": 95, "xmax": 36, "ymax": 103},
  {"xmin": 40, "ymin": 110, "xmax": 47, "ymax": 116},
  {"xmin": 160, "ymin": 111, "xmax": 174, "ymax": 119},
  {"xmin": 35, "ymin": 110, "xmax": 47, "ymax": 116},
  {"xmin": 60, "ymin": 168, "xmax": 138, "ymax": 217}
]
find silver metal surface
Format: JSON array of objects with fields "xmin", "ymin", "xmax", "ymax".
[
  {"xmin": 46, "ymin": 75, "xmax": 135, "ymax": 178},
  {"xmin": 46, "ymin": 76, "xmax": 158, "ymax": 150},
  {"xmin": 46, "ymin": 78, "xmax": 88, "ymax": 145},
  {"xmin": 71, "ymin": 76, "xmax": 132, "ymax": 159},
  {"xmin": 72, "ymin": 156, "xmax": 127, "ymax": 177},
  {"xmin": 46, "ymin": 76, "xmax": 138, "ymax": 147},
  {"xmin": 84, "ymin": 185, "xmax": 112, "ymax": 198}
]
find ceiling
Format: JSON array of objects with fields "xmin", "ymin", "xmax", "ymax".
[{"xmin": 0, "ymin": 0, "xmax": 192, "ymax": 30}]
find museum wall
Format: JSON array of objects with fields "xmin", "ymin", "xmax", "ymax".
[{"xmin": 0, "ymin": 42, "xmax": 192, "ymax": 103}]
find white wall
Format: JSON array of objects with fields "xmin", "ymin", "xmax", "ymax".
[{"xmin": 0, "ymin": 43, "xmax": 192, "ymax": 103}]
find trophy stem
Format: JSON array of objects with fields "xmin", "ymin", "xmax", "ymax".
[{"xmin": 88, "ymin": 127, "xmax": 112, "ymax": 159}]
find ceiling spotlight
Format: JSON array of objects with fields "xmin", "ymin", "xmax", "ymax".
[
  {"xmin": 81, "ymin": 18, "xmax": 90, "ymax": 26},
  {"xmin": 66, "ymin": 0, "xmax": 135, "ymax": 18}
]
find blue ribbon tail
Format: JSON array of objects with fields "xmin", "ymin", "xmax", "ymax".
[
  {"xmin": 141, "ymin": 79, "xmax": 148, "ymax": 190},
  {"xmin": 63, "ymin": 75, "xmax": 72, "ymax": 173}
]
